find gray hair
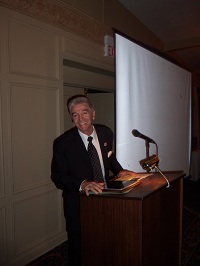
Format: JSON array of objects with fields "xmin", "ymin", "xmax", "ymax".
[{"xmin": 67, "ymin": 94, "xmax": 94, "ymax": 115}]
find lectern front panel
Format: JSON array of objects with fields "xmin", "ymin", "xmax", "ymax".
[{"xmin": 80, "ymin": 171, "xmax": 183, "ymax": 266}]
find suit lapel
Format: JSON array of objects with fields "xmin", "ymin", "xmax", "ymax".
[
  {"xmin": 95, "ymin": 127, "xmax": 110, "ymax": 177},
  {"xmin": 72, "ymin": 128, "xmax": 90, "ymax": 162}
]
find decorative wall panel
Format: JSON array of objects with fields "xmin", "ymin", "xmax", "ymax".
[
  {"xmin": 8, "ymin": 18, "xmax": 59, "ymax": 80},
  {"xmin": 13, "ymin": 190, "xmax": 62, "ymax": 255},
  {"xmin": 0, "ymin": 207, "xmax": 7, "ymax": 264},
  {"xmin": 10, "ymin": 83, "xmax": 59, "ymax": 193},
  {"xmin": 0, "ymin": 82, "xmax": 4, "ymax": 199}
]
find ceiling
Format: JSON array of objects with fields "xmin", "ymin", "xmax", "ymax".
[{"xmin": 118, "ymin": 0, "xmax": 200, "ymax": 81}]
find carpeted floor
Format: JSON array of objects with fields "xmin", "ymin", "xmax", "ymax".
[
  {"xmin": 27, "ymin": 179, "xmax": 200, "ymax": 266},
  {"xmin": 181, "ymin": 179, "xmax": 200, "ymax": 266},
  {"xmin": 26, "ymin": 242, "xmax": 68, "ymax": 265}
]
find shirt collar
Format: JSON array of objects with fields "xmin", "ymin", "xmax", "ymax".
[{"xmin": 78, "ymin": 126, "xmax": 97, "ymax": 143}]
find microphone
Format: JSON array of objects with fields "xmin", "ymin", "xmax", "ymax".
[{"xmin": 132, "ymin": 129, "xmax": 156, "ymax": 144}]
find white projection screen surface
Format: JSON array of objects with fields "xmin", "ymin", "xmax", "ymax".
[{"xmin": 115, "ymin": 33, "xmax": 191, "ymax": 175}]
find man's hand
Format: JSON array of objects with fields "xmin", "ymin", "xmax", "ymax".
[{"xmin": 81, "ymin": 181, "xmax": 105, "ymax": 196}]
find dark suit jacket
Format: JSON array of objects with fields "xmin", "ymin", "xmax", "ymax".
[{"xmin": 51, "ymin": 124, "xmax": 123, "ymax": 194}]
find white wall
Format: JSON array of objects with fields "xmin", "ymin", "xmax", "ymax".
[{"xmin": 0, "ymin": 7, "xmax": 64, "ymax": 266}]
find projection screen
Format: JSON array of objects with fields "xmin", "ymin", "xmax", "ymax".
[{"xmin": 115, "ymin": 33, "xmax": 191, "ymax": 175}]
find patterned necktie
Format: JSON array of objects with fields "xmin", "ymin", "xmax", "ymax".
[{"xmin": 87, "ymin": 136, "xmax": 104, "ymax": 182}]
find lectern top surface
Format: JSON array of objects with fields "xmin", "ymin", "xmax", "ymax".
[{"xmin": 81, "ymin": 171, "xmax": 185, "ymax": 198}]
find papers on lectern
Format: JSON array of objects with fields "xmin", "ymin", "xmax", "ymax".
[{"xmin": 103, "ymin": 173, "xmax": 153, "ymax": 194}]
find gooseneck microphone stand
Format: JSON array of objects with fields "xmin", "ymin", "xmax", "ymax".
[
  {"xmin": 145, "ymin": 140, "xmax": 158, "ymax": 162},
  {"xmin": 142, "ymin": 140, "xmax": 169, "ymax": 187},
  {"xmin": 145, "ymin": 140, "xmax": 150, "ymax": 159},
  {"xmin": 132, "ymin": 129, "xmax": 169, "ymax": 187}
]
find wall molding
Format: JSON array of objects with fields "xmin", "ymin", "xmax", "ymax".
[{"xmin": 0, "ymin": 0, "xmax": 113, "ymax": 45}]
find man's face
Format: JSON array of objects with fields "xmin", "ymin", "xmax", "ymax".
[{"xmin": 71, "ymin": 102, "xmax": 95, "ymax": 135}]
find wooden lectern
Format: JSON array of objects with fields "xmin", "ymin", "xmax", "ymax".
[{"xmin": 80, "ymin": 171, "xmax": 184, "ymax": 266}]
